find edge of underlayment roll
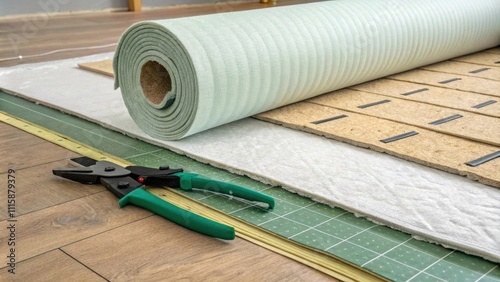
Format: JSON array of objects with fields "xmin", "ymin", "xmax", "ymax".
[
  {"xmin": 113, "ymin": 0, "xmax": 500, "ymax": 140},
  {"xmin": 113, "ymin": 21, "xmax": 199, "ymax": 140}
]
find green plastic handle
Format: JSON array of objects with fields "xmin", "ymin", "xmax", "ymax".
[
  {"xmin": 119, "ymin": 188, "xmax": 235, "ymax": 240},
  {"xmin": 177, "ymin": 173, "xmax": 275, "ymax": 210}
]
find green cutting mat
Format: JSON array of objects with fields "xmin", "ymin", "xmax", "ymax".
[{"xmin": 1, "ymin": 92, "xmax": 498, "ymax": 282}]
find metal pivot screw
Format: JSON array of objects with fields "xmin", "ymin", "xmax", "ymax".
[{"xmin": 117, "ymin": 181, "xmax": 129, "ymax": 189}]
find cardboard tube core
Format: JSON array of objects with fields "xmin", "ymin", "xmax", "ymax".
[{"xmin": 140, "ymin": 61, "xmax": 172, "ymax": 105}]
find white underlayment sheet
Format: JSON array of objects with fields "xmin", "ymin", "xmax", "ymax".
[{"xmin": 1, "ymin": 53, "xmax": 499, "ymax": 262}]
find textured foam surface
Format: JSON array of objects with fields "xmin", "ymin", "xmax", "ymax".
[
  {"xmin": 113, "ymin": 0, "xmax": 500, "ymax": 140},
  {"xmin": 0, "ymin": 53, "xmax": 499, "ymax": 262}
]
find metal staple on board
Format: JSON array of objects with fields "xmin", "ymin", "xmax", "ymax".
[
  {"xmin": 311, "ymin": 114, "xmax": 348, "ymax": 124},
  {"xmin": 465, "ymin": 151, "xmax": 500, "ymax": 167},
  {"xmin": 357, "ymin": 99, "xmax": 391, "ymax": 109},
  {"xmin": 401, "ymin": 88, "xmax": 429, "ymax": 96},
  {"xmin": 438, "ymin": 78, "xmax": 461, "ymax": 84},
  {"xmin": 429, "ymin": 114, "xmax": 463, "ymax": 125},
  {"xmin": 469, "ymin": 67, "xmax": 490, "ymax": 74},
  {"xmin": 380, "ymin": 131, "xmax": 419, "ymax": 143},
  {"xmin": 472, "ymin": 100, "xmax": 497, "ymax": 109}
]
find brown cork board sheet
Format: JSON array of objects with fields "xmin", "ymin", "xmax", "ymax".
[
  {"xmin": 388, "ymin": 70, "xmax": 500, "ymax": 97},
  {"xmin": 351, "ymin": 79, "xmax": 500, "ymax": 118},
  {"xmin": 256, "ymin": 102, "xmax": 499, "ymax": 187},
  {"xmin": 420, "ymin": 61, "xmax": 500, "ymax": 80},
  {"xmin": 452, "ymin": 50, "xmax": 500, "ymax": 66},
  {"xmin": 255, "ymin": 49, "xmax": 500, "ymax": 188},
  {"xmin": 78, "ymin": 60, "xmax": 114, "ymax": 77},
  {"xmin": 483, "ymin": 47, "xmax": 500, "ymax": 54},
  {"xmin": 307, "ymin": 89, "xmax": 500, "ymax": 146}
]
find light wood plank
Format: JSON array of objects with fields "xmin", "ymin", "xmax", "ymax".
[
  {"xmin": 128, "ymin": 0, "xmax": 142, "ymax": 12},
  {"xmin": 0, "ymin": 124, "xmax": 336, "ymax": 281},
  {"xmin": 63, "ymin": 216, "xmax": 332, "ymax": 281},
  {"xmin": 0, "ymin": 161, "xmax": 104, "ymax": 220},
  {"xmin": 351, "ymin": 79, "xmax": 500, "ymax": 118},
  {"xmin": 0, "ymin": 1, "xmax": 317, "ymax": 67},
  {"xmin": 0, "ymin": 249, "xmax": 106, "ymax": 282},
  {"xmin": 257, "ymin": 102, "xmax": 500, "ymax": 187},
  {"xmin": 0, "ymin": 191, "xmax": 152, "ymax": 265},
  {"xmin": 420, "ymin": 61, "xmax": 500, "ymax": 81},
  {"xmin": 78, "ymin": 60, "xmax": 114, "ymax": 77},
  {"xmin": 0, "ymin": 122, "xmax": 101, "ymax": 220},
  {"xmin": 0, "ymin": 123, "xmax": 79, "ymax": 173},
  {"xmin": 388, "ymin": 69, "xmax": 500, "ymax": 98},
  {"xmin": 453, "ymin": 51, "xmax": 500, "ymax": 67},
  {"xmin": 308, "ymin": 89, "xmax": 500, "ymax": 146},
  {"xmin": 484, "ymin": 47, "xmax": 500, "ymax": 55}
]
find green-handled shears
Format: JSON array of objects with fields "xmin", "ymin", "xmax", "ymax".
[{"xmin": 53, "ymin": 157, "xmax": 275, "ymax": 240}]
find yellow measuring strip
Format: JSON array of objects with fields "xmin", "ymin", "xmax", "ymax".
[{"xmin": 1, "ymin": 111, "xmax": 386, "ymax": 282}]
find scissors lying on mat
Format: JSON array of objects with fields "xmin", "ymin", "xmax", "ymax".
[{"xmin": 53, "ymin": 157, "xmax": 275, "ymax": 240}]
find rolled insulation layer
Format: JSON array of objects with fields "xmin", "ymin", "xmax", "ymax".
[{"xmin": 113, "ymin": 0, "xmax": 500, "ymax": 140}]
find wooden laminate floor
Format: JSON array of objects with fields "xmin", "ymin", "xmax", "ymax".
[
  {"xmin": 0, "ymin": 0, "xmax": 316, "ymax": 67},
  {"xmin": 0, "ymin": 2, "xmax": 335, "ymax": 281},
  {"xmin": 0, "ymin": 122, "xmax": 333, "ymax": 281}
]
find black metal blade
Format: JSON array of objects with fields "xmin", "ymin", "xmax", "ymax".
[{"xmin": 100, "ymin": 176, "xmax": 143, "ymax": 199}]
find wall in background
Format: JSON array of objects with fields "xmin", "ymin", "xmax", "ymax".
[{"xmin": 0, "ymin": 0, "xmax": 234, "ymax": 17}]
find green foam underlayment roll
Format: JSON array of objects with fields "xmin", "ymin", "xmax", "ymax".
[{"xmin": 113, "ymin": 0, "xmax": 500, "ymax": 140}]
